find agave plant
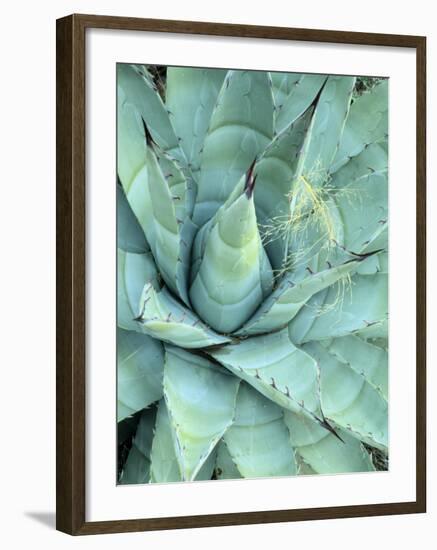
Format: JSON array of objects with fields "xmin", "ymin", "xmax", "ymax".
[{"xmin": 117, "ymin": 64, "xmax": 388, "ymax": 484}]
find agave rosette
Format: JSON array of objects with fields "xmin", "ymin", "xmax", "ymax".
[{"xmin": 117, "ymin": 64, "xmax": 389, "ymax": 483}]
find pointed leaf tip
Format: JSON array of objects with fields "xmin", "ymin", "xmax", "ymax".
[
  {"xmin": 244, "ymin": 158, "xmax": 258, "ymax": 198},
  {"xmin": 318, "ymin": 417, "xmax": 345, "ymax": 443}
]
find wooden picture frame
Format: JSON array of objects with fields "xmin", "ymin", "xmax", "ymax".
[{"xmin": 56, "ymin": 13, "xmax": 426, "ymax": 535}]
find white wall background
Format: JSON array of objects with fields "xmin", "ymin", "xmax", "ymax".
[{"xmin": 0, "ymin": 0, "xmax": 434, "ymax": 547}]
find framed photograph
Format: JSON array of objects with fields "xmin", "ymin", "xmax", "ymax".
[{"xmin": 56, "ymin": 14, "xmax": 426, "ymax": 535}]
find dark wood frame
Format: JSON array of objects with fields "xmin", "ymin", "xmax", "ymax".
[{"xmin": 56, "ymin": 13, "xmax": 427, "ymax": 536}]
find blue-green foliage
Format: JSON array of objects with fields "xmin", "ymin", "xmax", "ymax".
[{"xmin": 117, "ymin": 65, "xmax": 389, "ymax": 483}]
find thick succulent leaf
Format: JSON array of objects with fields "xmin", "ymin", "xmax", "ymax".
[
  {"xmin": 117, "ymin": 78, "xmax": 160, "ymax": 229},
  {"xmin": 117, "ymin": 64, "xmax": 184, "ymax": 170},
  {"xmin": 236, "ymin": 255, "xmax": 362, "ymax": 336},
  {"xmin": 284, "ymin": 411, "xmax": 375, "ymax": 474},
  {"xmin": 190, "ymin": 173, "xmax": 273, "ymax": 333},
  {"xmin": 120, "ymin": 407, "xmax": 156, "ymax": 484},
  {"xmin": 117, "ymin": 184, "xmax": 148, "ymax": 253},
  {"xmin": 223, "ymin": 383, "xmax": 297, "ymax": 478},
  {"xmin": 329, "ymin": 147, "xmax": 388, "ymax": 254},
  {"xmin": 283, "ymin": 186, "xmax": 345, "ymax": 279},
  {"xmin": 117, "ymin": 78, "xmax": 148, "ymax": 193},
  {"xmin": 149, "ymin": 399, "xmax": 217, "ymax": 483},
  {"xmin": 267, "ymin": 108, "xmax": 344, "ymax": 273},
  {"xmin": 117, "ymin": 328, "xmax": 164, "ymax": 421},
  {"xmin": 118, "ymin": 64, "xmax": 195, "ymax": 305},
  {"xmin": 117, "ymin": 81, "xmax": 153, "ymax": 246},
  {"xmin": 155, "ymin": 149, "xmax": 197, "ymax": 219},
  {"xmin": 163, "ymin": 346, "xmax": 240, "ymax": 481},
  {"xmin": 166, "ymin": 67, "xmax": 227, "ymax": 174},
  {"xmin": 261, "ymin": 79, "xmax": 355, "ymax": 272},
  {"xmin": 189, "ymin": 216, "xmax": 212, "ymax": 285},
  {"xmin": 121, "ymin": 142, "xmax": 196, "ymax": 306},
  {"xmin": 117, "ymin": 249, "xmax": 158, "ymax": 332},
  {"xmin": 300, "ymin": 76, "xmax": 355, "ymax": 183},
  {"xmin": 209, "ymin": 328, "xmax": 322, "ymax": 420},
  {"xmin": 117, "ymin": 67, "xmax": 389, "ymax": 483},
  {"xmin": 302, "ymin": 342, "xmax": 388, "ymax": 451},
  {"xmin": 254, "ymin": 108, "xmax": 314, "ymax": 270},
  {"xmin": 274, "ymin": 74, "xmax": 327, "ymax": 133},
  {"xmin": 149, "ymin": 399, "xmax": 181, "ymax": 483},
  {"xmin": 215, "ymin": 441, "xmax": 242, "ymax": 480},
  {"xmin": 270, "ymin": 72, "xmax": 301, "ymax": 110},
  {"xmin": 321, "ymin": 335, "xmax": 388, "ymax": 400},
  {"xmin": 136, "ymin": 283, "xmax": 231, "ymax": 348},
  {"xmin": 335, "ymin": 171, "xmax": 387, "ymax": 253},
  {"xmin": 193, "ymin": 70, "xmax": 274, "ymax": 226},
  {"xmin": 288, "ymin": 273, "xmax": 388, "ymax": 343},
  {"xmin": 255, "ymin": 109, "xmax": 313, "ymax": 222},
  {"xmin": 330, "ymin": 142, "xmax": 387, "ymax": 186},
  {"xmin": 148, "ymin": 148, "xmax": 197, "ymax": 305},
  {"xmin": 330, "ymin": 79, "xmax": 388, "ymax": 173}
]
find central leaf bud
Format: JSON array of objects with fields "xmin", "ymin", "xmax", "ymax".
[{"xmin": 189, "ymin": 163, "xmax": 273, "ymax": 333}]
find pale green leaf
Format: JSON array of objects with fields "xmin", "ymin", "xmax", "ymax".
[
  {"xmin": 163, "ymin": 346, "xmax": 240, "ymax": 480},
  {"xmin": 274, "ymin": 73, "xmax": 327, "ymax": 133},
  {"xmin": 303, "ymin": 341, "xmax": 388, "ymax": 451},
  {"xmin": 190, "ymin": 172, "xmax": 273, "ymax": 333},
  {"xmin": 270, "ymin": 72, "xmax": 301, "ymax": 110},
  {"xmin": 330, "ymin": 79, "xmax": 388, "ymax": 173},
  {"xmin": 300, "ymin": 76, "xmax": 355, "ymax": 182},
  {"xmin": 117, "ymin": 328, "xmax": 164, "ymax": 421},
  {"xmin": 288, "ymin": 273, "xmax": 388, "ymax": 343},
  {"xmin": 120, "ymin": 407, "xmax": 156, "ymax": 485},
  {"xmin": 209, "ymin": 328, "xmax": 322, "ymax": 420},
  {"xmin": 236, "ymin": 255, "xmax": 362, "ymax": 336},
  {"xmin": 117, "ymin": 183, "xmax": 148, "ymax": 253},
  {"xmin": 223, "ymin": 383, "xmax": 297, "ymax": 478},
  {"xmin": 150, "ymin": 399, "xmax": 218, "ymax": 483},
  {"xmin": 193, "ymin": 70, "xmax": 274, "ymax": 226},
  {"xmin": 150, "ymin": 399, "xmax": 181, "ymax": 483},
  {"xmin": 321, "ymin": 335, "xmax": 388, "ymax": 400},
  {"xmin": 117, "ymin": 249, "xmax": 158, "ymax": 332},
  {"xmin": 284, "ymin": 410, "xmax": 375, "ymax": 474},
  {"xmin": 166, "ymin": 67, "xmax": 227, "ymax": 174},
  {"xmin": 117, "ymin": 64, "xmax": 184, "ymax": 171},
  {"xmin": 136, "ymin": 283, "xmax": 231, "ymax": 348},
  {"xmin": 254, "ymin": 107, "xmax": 314, "ymax": 270}
]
